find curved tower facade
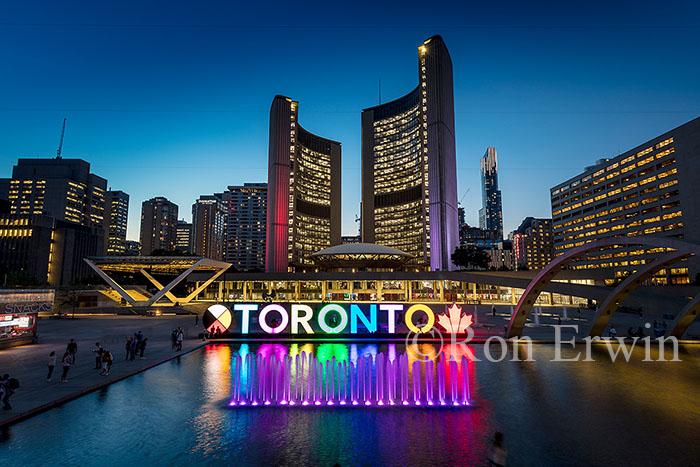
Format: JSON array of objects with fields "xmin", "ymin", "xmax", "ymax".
[
  {"xmin": 361, "ymin": 35, "xmax": 459, "ymax": 270},
  {"xmin": 266, "ymin": 95, "xmax": 341, "ymax": 272}
]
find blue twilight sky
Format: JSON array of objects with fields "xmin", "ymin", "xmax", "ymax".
[{"xmin": 1, "ymin": 1, "xmax": 699, "ymax": 241}]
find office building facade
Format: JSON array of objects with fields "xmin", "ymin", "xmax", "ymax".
[
  {"xmin": 266, "ymin": 96, "xmax": 342, "ymax": 272},
  {"xmin": 0, "ymin": 214, "xmax": 104, "ymax": 286},
  {"xmin": 459, "ymin": 224, "xmax": 499, "ymax": 249},
  {"xmin": 361, "ymin": 35, "xmax": 459, "ymax": 271},
  {"xmin": 551, "ymin": 116, "xmax": 700, "ymax": 283},
  {"xmin": 175, "ymin": 220, "xmax": 193, "ymax": 254},
  {"xmin": 192, "ymin": 195, "xmax": 225, "ymax": 261},
  {"xmin": 222, "ymin": 183, "xmax": 267, "ymax": 271},
  {"xmin": 125, "ymin": 240, "xmax": 140, "ymax": 256},
  {"xmin": 479, "ymin": 147, "xmax": 503, "ymax": 240},
  {"xmin": 139, "ymin": 197, "xmax": 178, "ymax": 255},
  {"xmin": 103, "ymin": 190, "xmax": 129, "ymax": 255},
  {"xmin": 512, "ymin": 217, "xmax": 555, "ymax": 271},
  {"xmin": 486, "ymin": 240, "xmax": 515, "ymax": 271},
  {"xmin": 1, "ymin": 158, "xmax": 107, "ymax": 228}
]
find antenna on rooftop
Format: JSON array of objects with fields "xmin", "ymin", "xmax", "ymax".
[{"xmin": 56, "ymin": 118, "xmax": 66, "ymax": 159}]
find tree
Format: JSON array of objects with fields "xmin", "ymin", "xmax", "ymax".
[
  {"xmin": 451, "ymin": 246, "xmax": 490, "ymax": 270},
  {"xmin": 58, "ymin": 284, "xmax": 83, "ymax": 318}
]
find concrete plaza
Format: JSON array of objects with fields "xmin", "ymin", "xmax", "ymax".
[{"xmin": 0, "ymin": 315, "xmax": 205, "ymax": 428}]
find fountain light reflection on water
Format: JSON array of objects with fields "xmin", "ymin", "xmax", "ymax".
[
  {"xmin": 227, "ymin": 342, "xmax": 474, "ymax": 407},
  {"xmin": 3, "ymin": 342, "xmax": 700, "ymax": 466}
]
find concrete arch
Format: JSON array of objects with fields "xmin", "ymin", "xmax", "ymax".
[
  {"xmin": 587, "ymin": 251, "xmax": 692, "ymax": 336},
  {"xmin": 506, "ymin": 236, "xmax": 700, "ymax": 338},
  {"xmin": 667, "ymin": 294, "xmax": 700, "ymax": 338}
]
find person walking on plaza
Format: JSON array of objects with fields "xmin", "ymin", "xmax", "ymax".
[
  {"xmin": 176, "ymin": 329, "xmax": 184, "ymax": 351},
  {"xmin": 100, "ymin": 349, "xmax": 113, "ymax": 376},
  {"xmin": 609, "ymin": 326, "xmax": 617, "ymax": 339},
  {"xmin": 194, "ymin": 314, "xmax": 199, "ymax": 327},
  {"xmin": 66, "ymin": 339, "xmax": 78, "ymax": 364},
  {"xmin": 1, "ymin": 377, "xmax": 19, "ymax": 410},
  {"xmin": 125, "ymin": 337, "xmax": 133, "ymax": 360},
  {"xmin": 488, "ymin": 431, "xmax": 507, "ymax": 467},
  {"xmin": 129, "ymin": 338, "xmax": 138, "ymax": 361},
  {"xmin": 93, "ymin": 342, "xmax": 103, "ymax": 369},
  {"xmin": 139, "ymin": 338, "xmax": 148, "ymax": 359},
  {"xmin": 492, "ymin": 305, "xmax": 497, "ymax": 316},
  {"xmin": 60, "ymin": 352, "xmax": 72, "ymax": 383},
  {"xmin": 171, "ymin": 329, "xmax": 178, "ymax": 349},
  {"xmin": 47, "ymin": 351, "xmax": 57, "ymax": 381}
]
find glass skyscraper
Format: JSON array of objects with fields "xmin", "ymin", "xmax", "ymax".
[
  {"xmin": 479, "ymin": 147, "xmax": 503, "ymax": 240},
  {"xmin": 361, "ymin": 35, "xmax": 459, "ymax": 271}
]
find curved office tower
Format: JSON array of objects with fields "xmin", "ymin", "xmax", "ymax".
[
  {"xmin": 361, "ymin": 35, "xmax": 459, "ymax": 271},
  {"xmin": 266, "ymin": 96, "xmax": 341, "ymax": 272}
]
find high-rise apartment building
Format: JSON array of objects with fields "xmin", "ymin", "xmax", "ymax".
[
  {"xmin": 479, "ymin": 147, "xmax": 503, "ymax": 240},
  {"xmin": 266, "ymin": 96, "xmax": 342, "ymax": 272},
  {"xmin": 361, "ymin": 35, "xmax": 459, "ymax": 271},
  {"xmin": 551, "ymin": 116, "xmax": 700, "ymax": 283},
  {"xmin": 192, "ymin": 195, "xmax": 225, "ymax": 260},
  {"xmin": 103, "ymin": 190, "xmax": 129, "ymax": 255},
  {"xmin": 1, "ymin": 158, "xmax": 106, "ymax": 228},
  {"xmin": 139, "ymin": 197, "xmax": 178, "ymax": 255},
  {"xmin": 512, "ymin": 217, "xmax": 554, "ymax": 271},
  {"xmin": 222, "ymin": 183, "xmax": 267, "ymax": 271},
  {"xmin": 175, "ymin": 220, "xmax": 192, "ymax": 254}
]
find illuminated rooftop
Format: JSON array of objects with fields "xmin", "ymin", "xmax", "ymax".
[
  {"xmin": 310, "ymin": 243, "xmax": 413, "ymax": 269},
  {"xmin": 86, "ymin": 256, "xmax": 230, "ymax": 274}
]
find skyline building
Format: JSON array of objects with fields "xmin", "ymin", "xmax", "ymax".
[
  {"xmin": 0, "ymin": 158, "xmax": 108, "ymax": 284},
  {"xmin": 511, "ymin": 217, "xmax": 554, "ymax": 271},
  {"xmin": 0, "ymin": 158, "xmax": 107, "ymax": 229},
  {"xmin": 361, "ymin": 35, "xmax": 459, "ymax": 271},
  {"xmin": 266, "ymin": 95, "xmax": 342, "ymax": 272},
  {"xmin": 551, "ymin": 115, "xmax": 700, "ymax": 284},
  {"xmin": 222, "ymin": 183, "xmax": 267, "ymax": 271},
  {"xmin": 103, "ymin": 190, "xmax": 129, "ymax": 255},
  {"xmin": 459, "ymin": 224, "xmax": 499, "ymax": 249},
  {"xmin": 192, "ymin": 195, "xmax": 225, "ymax": 261},
  {"xmin": 479, "ymin": 147, "xmax": 503, "ymax": 240},
  {"xmin": 139, "ymin": 197, "xmax": 178, "ymax": 255},
  {"xmin": 175, "ymin": 219, "xmax": 193, "ymax": 254},
  {"xmin": 0, "ymin": 213, "xmax": 104, "ymax": 285}
]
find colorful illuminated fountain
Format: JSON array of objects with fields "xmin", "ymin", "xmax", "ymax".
[{"xmin": 229, "ymin": 351, "xmax": 471, "ymax": 407}]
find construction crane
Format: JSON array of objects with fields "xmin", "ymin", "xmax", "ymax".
[
  {"xmin": 56, "ymin": 118, "xmax": 66, "ymax": 159},
  {"xmin": 459, "ymin": 188, "xmax": 471, "ymax": 205}
]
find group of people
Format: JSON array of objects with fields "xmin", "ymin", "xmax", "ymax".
[
  {"xmin": 125, "ymin": 331, "xmax": 148, "ymax": 361},
  {"xmin": 47, "ymin": 338, "xmax": 80, "ymax": 383},
  {"xmin": 0, "ymin": 374, "xmax": 20, "ymax": 410},
  {"xmin": 46, "ymin": 333, "xmax": 147, "ymax": 385},
  {"xmin": 612, "ymin": 320, "xmax": 669, "ymax": 339},
  {"xmin": 171, "ymin": 328, "xmax": 184, "ymax": 351},
  {"xmin": 92, "ymin": 342, "xmax": 114, "ymax": 376}
]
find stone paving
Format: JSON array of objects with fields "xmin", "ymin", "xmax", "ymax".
[{"xmin": 0, "ymin": 315, "xmax": 205, "ymax": 427}]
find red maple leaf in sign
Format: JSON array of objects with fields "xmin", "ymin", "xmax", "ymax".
[{"xmin": 437, "ymin": 303, "xmax": 473, "ymax": 334}]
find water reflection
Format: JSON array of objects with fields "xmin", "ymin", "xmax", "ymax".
[{"xmin": 2, "ymin": 342, "xmax": 700, "ymax": 466}]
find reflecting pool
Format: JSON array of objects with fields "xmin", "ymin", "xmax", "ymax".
[{"xmin": 2, "ymin": 342, "xmax": 700, "ymax": 466}]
